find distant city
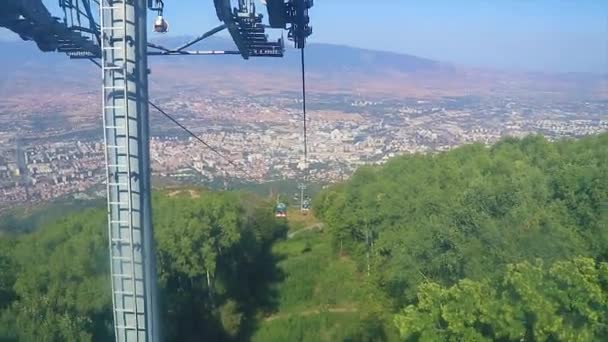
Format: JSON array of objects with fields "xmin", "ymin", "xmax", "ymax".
[{"xmin": 0, "ymin": 92, "xmax": 606, "ymax": 211}]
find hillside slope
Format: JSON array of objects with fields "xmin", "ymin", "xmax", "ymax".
[{"xmin": 315, "ymin": 133, "xmax": 608, "ymax": 340}]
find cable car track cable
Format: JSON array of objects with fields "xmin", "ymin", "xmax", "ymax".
[
  {"xmin": 300, "ymin": 47, "xmax": 308, "ymax": 181},
  {"xmin": 147, "ymin": 101, "xmax": 241, "ymax": 170},
  {"xmin": 89, "ymin": 59, "xmax": 248, "ymax": 178}
]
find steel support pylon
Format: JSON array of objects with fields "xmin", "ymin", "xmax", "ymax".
[{"xmin": 100, "ymin": 0, "xmax": 160, "ymax": 340}]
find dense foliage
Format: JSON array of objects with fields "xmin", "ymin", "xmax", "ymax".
[
  {"xmin": 0, "ymin": 210, "xmax": 111, "ymax": 341},
  {"xmin": 315, "ymin": 133, "xmax": 608, "ymax": 340},
  {"xmin": 152, "ymin": 191, "xmax": 287, "ymax": 340},
  {"xmin": 0, "ymin": 190, "xmax": 287, "ymax": 341},
  {"xmin": 395, "ymin": 257, "xmax": 608, "ymax": 341}
]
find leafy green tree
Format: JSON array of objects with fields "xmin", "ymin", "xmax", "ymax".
[
  {"xmin": 318, "ymin": 133, "xmax": 608, "ymax": 306},
  {"xmin": 152, "ymin": 191, "xmax": 286, "ymax": 340},
  {"xmin": 394, "ymin": 257, "xmax": 608, "ymax": 341},
  {"xmin": 0, "ymin": 239, "xmax": 16, "ymax": 310},
  {"xmin": 3, "ymin": 209, "xmax": 112, "ymax": 341}
]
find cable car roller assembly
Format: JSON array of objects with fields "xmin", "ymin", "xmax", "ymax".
[{"xmin": 1, "ymin": 0, "xmax": 313, "ymax": 340}]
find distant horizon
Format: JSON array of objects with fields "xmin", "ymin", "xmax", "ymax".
[
  {"xmin": 1, "ymin": 29, "xmax": 605, "ymax": 76},
  {"xmin": 1, "ymin": 0, "xmax": 607, "ymax": 73}
]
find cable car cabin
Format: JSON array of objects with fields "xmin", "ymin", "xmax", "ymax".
[
  {"xmin": 301, "ymin": 199, "xmax": 311, "ymax": 214},
  {"xmin": 275, "ymin": 203, "xmax": 287, "ymax": 218},
  {"xmin": 153, "ymin": 16, "xmax": 169, "ymax": 33}
]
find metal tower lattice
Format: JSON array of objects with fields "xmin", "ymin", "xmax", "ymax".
[{"xmin": 100, "ymin": 0, "xmax": 159, "ymax": 340}]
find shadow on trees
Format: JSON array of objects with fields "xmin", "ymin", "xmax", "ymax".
[
  {"xmin": 234, "ymin": 241, "xmax": 287, "ymax": 341},
  {"xmin": 160, "ymin": 212, "xmax": 288, "ymax": 341}
]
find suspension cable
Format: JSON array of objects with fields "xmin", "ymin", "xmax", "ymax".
[
  {"xmin": 148, "ymin": 101, "xmax": 240, "ymax": 169},
  {"xmin": 300, "ymin": 47, "xmax": 308, "ymax": 180},
  {"xmin": 149, "ymin": 102, "xmax": 256, "ymax": 181},
  {"xmin": 298, "ymin": 46, "xmax": 310, "ymax": 210},
  {"xmin": 89, "ymin": 58, "xmax": 248, "ymax": 179}
]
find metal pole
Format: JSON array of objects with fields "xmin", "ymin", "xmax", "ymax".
[
  {"xmin": 137, "ymin": 0, "xmax": 162, "ymax": 340},
  {"xmin": 100, "ymin": 0, "xmax": 160, "ymax": 340},
  {"xmin": 136, "ymin": 0, "xmax": 162, "ymax": 339},
  {"xmin": 299, "ymin": 183, "xmax": 305, "ymax": 212}
]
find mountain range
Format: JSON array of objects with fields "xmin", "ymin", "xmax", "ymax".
[{"xmin": 0, "ymin": 36, "xmax": 605, "ymax": 101}]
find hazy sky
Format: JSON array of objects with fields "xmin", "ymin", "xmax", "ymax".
[{"xmin": 1, "ymin": 0, "xmax": 606, "ymax": 72}]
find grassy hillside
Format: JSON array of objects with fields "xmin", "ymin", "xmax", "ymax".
[{"xmin": 252, "ymin": 215, "xmax": 399, "ymax": 341}]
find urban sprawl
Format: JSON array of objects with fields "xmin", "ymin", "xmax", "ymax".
[{"xmin": 1, "ymin": 94, "xmax": 606, "ymax": 210}]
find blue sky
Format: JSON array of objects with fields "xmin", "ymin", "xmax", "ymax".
[{"xmin": 2, "ymin": 0, "xmax": 606, "ymax": 72}]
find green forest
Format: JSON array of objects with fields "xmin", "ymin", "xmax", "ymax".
[{"xmin": 0, "ymin": 133, "xmax": 607, "ymax": 341}]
